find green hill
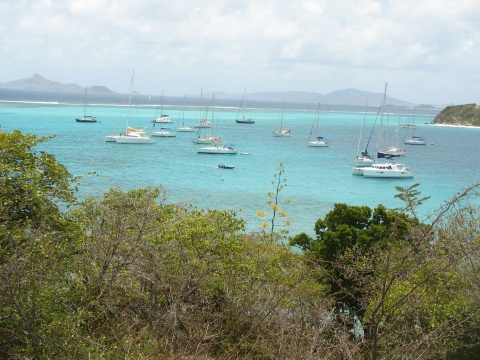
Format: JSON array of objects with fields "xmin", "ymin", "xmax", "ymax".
[{"xmin": 432, "ymin": 103, "xmax": 480, "ymax": 127}]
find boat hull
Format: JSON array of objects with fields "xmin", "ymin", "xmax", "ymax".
[
  {"xmin": 273, "ymin": 129, "xmax": 291, "ymax": 137},
  {"xmin": 308, "ymin": 141, "xmax": 329, "ymax": 147},
  {"xmin": 352, "ymin": 167, "xmax": 365, "ymax": 176},
  {"xmin": 196, "ymin": 146, "xmax": 237, "ymax": 154},
  {"xmin": 177, "ymin": 127, "xmax": 195, "ymax": 132},
  {"xmin": 404, "ymin": 140, "xmax": 427, "ymax": 145},
  {"xmin": 76, "ymin": 116, "xmax": 97, "ymax": 123},
  {"xmin": 115, "ymin": 137, "xmax": 155, "ymax": 144}
]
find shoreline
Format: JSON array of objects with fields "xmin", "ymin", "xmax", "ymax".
[{"xmin": 427, "ymin": 123, "xmax": 480, "ymax": 129}]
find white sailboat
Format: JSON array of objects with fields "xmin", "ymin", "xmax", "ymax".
[
  {"xmin": 307, "ymin": 103, "xmax": 329, "ymax": 147},
  {"xmin": 193, "ymin": 95, "xmax": 221, "ymax": 144},
  {"xmin": 353, "ymin": 83, "xmax": 413, "ymax": 178},
  {"xmin": 377, "ymin": 128, "xmax": 406, "ymax": 158},
  {"xmin": 105, "ymin": 71, "xmax": 155, "ymax": 144},
  {"xmin": 354, "ymin": 99, "xmax": 375, "ymax": 168},
  {"xmin": 151, "ymin": 92, "xmax": 172, "ymax": 124},
  {"xmin": 273, "ymin": 101, "xmax": 290, "ymax": 137},
  {"xmin": 76, "ymin": 86, "xmax": 97, "ymax": 123},
  {"xmin": 196, "ymin": 144, "xmax": 238, "ymax": 154},
  {"xmin": 403, "ymin": 117, "xmax": 427, "ymax": 145},
  {"xmin": 404, "ymin": 134, "xmax": 427, "ymax": 145},
  {"xmin": 177, "ymin": 95, "xmax": 195, "ymax": 132},
  {"xmin": 399, "ymin": 109, "xmax": 417, "ymax": 129},
  {"xmin": 151, "ymin": 127, "xmax": 176, "ymax": 137}
]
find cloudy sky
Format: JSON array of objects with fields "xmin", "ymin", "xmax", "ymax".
[{"xmin": 1, "ymin": 0, "xmax": 479, "ymax": 106}]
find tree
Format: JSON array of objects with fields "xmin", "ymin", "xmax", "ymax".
[
  {"xmin": 290, "ymin": 183, "xmax": 480, "ymax": 359},
  {"xmin": 68, "ymin": 186, "xmax": 327, "ymax": 359},
  {"xmin": 0, "ymin": 130, "xmax": 80, "ymax": 358}
]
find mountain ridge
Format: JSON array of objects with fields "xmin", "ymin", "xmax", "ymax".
[
  {"xmin": 0, "ymin": 74, "xmax": 114, "ymax": 93},
  {"xmin": 1, "ymin": 74, "xmax": 434, "ymax": 108}
]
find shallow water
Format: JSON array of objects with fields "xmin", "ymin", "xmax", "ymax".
[{"xmin": 1, "ymin": 93, "xmax": 478, "ymax": 236}]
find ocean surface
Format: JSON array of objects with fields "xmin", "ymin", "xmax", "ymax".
[{"xmin": 1, "ymin": 89, "xmax": 479, "ymax": 237}]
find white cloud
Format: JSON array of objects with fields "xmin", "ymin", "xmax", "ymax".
[{"xmin": 0, "ymin": 0, "xmax": 479, "ymax": 105}]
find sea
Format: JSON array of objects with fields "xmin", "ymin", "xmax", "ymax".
[{"xmin": 1, "ymin": 88, "xmax": 479, "ymax": 237}]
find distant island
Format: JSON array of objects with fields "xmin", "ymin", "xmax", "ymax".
[
  {"xmin": 0, "ymin": 74, "xmax": 114, "ymax": 93},
  {"xmin": 1, "ymin": 74, "xmax": 443, "ymax": 108},
  {"xmin": 431, "ymin": 104, "xmax": 480, "ymax": 127}
]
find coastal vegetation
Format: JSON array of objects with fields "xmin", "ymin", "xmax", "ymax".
[
  {"xmin": 1, "ymin": 130, "xmax": 480, "ymax": 359},
  {"xmin": 432, "ymin": 103, "xmax": 480, "ymax": 127}
]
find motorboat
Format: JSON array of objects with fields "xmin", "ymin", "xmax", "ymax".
[
  {"xmin": 360, "ymin": 162, "xmax": 413, "ymax": 178},
  {"xmin": 217, "ymin": 164, "xmax": 235, "ymax": 169},
  {"xmin": 196, "ymin": 145, "xmax": 237, "ymax": 154}
]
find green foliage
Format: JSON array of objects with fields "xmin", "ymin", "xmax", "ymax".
[
  {"xmin": 0, "ymin": 130, "xmax": 81, "ymax": 358},
  {"xmin": 66, "ymin": 187, "xmax": 325, "ymax": 359},
  {"xmin": 2, "ymin": 131, "xmax": 480, "ymax": 359},
  {"xmin": 291, "ymin": 184, "xmax": 480, "ymax": 359},
  {"xmin": 432, "ymin": 103, "xmax": 480, "ymax": 127},
  {"xmin": 291, "ymin": 202, "xmax": 418, "ymax": 318}
]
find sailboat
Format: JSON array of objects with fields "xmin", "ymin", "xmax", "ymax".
[
  {"xmin": 235, "ymin": 88, "xmax": 255, "ymax": 124},
  {"xmin": 307, "ymin": 103, "xmax": 329, "ymax": 147},
  {"xmin": 177, "ymin": 95, "xmax": 195, "ymax": 132},
  {"xmin": 404, "ymin": 133, "xmax": 427, "ymax": 145},
  {"xmin": 403, "ymin": 112, "xmax": 427, "ymax": 145},
  {"xmin": 354, "ymin": 99, "xmax": 375, "ymax": 168},
  {"xmin": 76, "ymin": 86, "xmax": 97, "ymax": 123},
  {"xmin": 151, "ymin": 92, "xmax": 172, "ymax": 124},
  {"xmin": 377, "ymin": 111, "xmax": 406, "ymax": 158},
  {"xmin": 353, "ymin": 83, "xmax": 413, "ymax": 178},
  {"xmin": 105, "ymin": 71, "xmax": 155, "ymax": 144},
  {"xmin": 399, "ymin": 109, "xmax": 417, "ymax": 129},
  {"xmin": 193, "ymin": 95, "xmax": 221, "ymax": 144},
  {"xmin": 273, "ymin": 101, "xmax": 291, "ymax": 137}
]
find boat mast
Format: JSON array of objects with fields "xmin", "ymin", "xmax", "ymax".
[
  {"xmin": 82, "ymin": 86, "xmax": 87, "ymax": 117},
  {"xmin": 357, "ymin": 98, "xmax": 368, "ymax": 156},
  {"xmin": 126, "ymin": 70, "xmax": 134, "ymax": 130},
  {"xmin": 375, "ymin": 83, "xmax": 388, "ymax": 157}
]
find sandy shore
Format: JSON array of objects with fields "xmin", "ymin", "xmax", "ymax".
[{"xmin": 427, "ymin": 123, "xmax": 480, "ymax": 129}]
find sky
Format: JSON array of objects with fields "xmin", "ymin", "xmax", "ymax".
[{"xmin": 1, "ymin": 0, "xmax": 479, "ymax": 106}]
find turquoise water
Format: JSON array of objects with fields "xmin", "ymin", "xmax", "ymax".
[{"xmin": 1, "ymin": 97, "xmax": 479, "ymax": 236}]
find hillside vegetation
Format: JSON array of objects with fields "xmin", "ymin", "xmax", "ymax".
[
  {"xmin": 2, "ymin": 130, "xmax": 480, "ymax": 359},
  {"xmin": 432, "ymin": 103, "xmax": 480, "ymax": 126}
]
